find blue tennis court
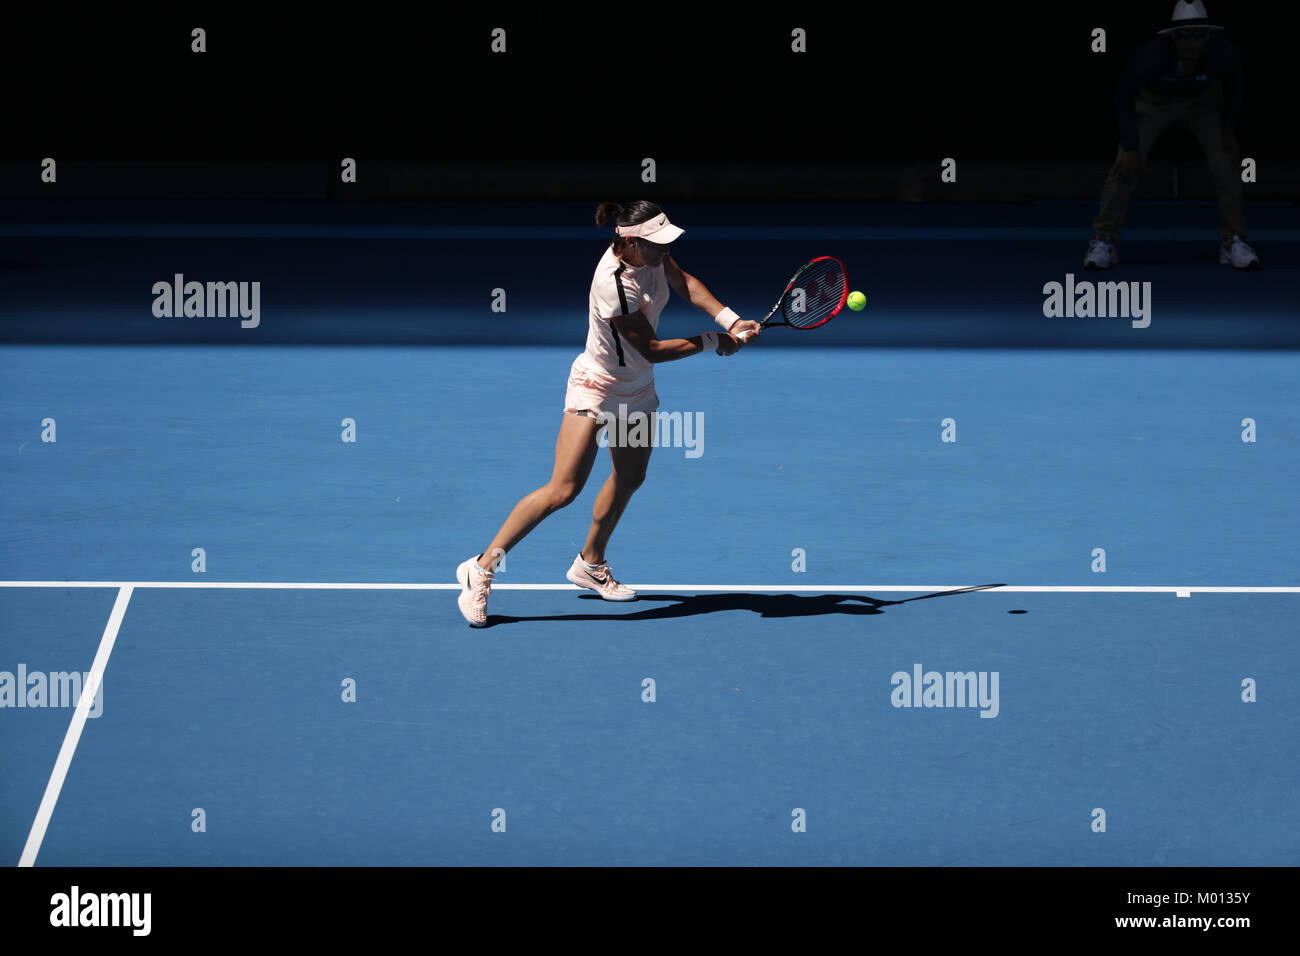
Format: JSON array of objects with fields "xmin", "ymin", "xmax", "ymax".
[{"xmin": 2, "ymin": 202, "xmax": 1297, "ymax": 865}]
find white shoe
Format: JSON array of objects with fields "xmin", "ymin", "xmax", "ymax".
[
  {"xmin": 1219, "ymin": 235, "xmax": 1260, "ymax": 269},
  {"xmin": 456, "ymin": 554, "xmax": 494, "ymax": 627},
  {"xmin": 566, "ymin": 555, "xmax": 636, "ymax": 601},
  {"xmin": 1084, "ymin": 235, "xmax": 1119, "ymax": 270}
]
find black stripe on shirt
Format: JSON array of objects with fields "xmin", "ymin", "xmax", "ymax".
[{"xmin": 611, "ymin": 262, "xmax": 629, "ymax": 366}]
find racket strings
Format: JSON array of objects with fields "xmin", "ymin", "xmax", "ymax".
[{"xmin": 781, "ymin": 260, "xmax": 847, "ymax": 328}]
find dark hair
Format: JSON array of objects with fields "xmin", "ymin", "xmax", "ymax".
[{"xmin": 595, "ymin": 200, "xmax": 663, "ymax": 254}]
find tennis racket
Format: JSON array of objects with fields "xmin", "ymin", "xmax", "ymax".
[{"xmin": 736, "ymin": 256, "xmax": 849, "ymax": 342}]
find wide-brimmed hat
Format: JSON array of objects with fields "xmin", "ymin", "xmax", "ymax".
[{"xmin": 1157, "ymin": 0, "xmax": 1223, "ymax": 34}]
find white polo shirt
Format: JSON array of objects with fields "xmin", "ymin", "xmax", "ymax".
[{"xmin": 578, "ymin": 244, "xmax": 670, "ymax": 392}]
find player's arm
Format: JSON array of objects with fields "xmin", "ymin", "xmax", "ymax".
[
  {"xmin": 664, "ymin": 256, "xmax": 728, "ymax": 321},
  {"xmin": 664, "ymin": 255, "xmax": 761, "ymax": 341},
  {"xmin": 613, "ymin": 310, "xmax": 738, "ymax": 362}
]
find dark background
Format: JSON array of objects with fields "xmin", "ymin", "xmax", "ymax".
[{"xmin": 3, "ymin": 1, "xmax": 1293, "ymax": 167}]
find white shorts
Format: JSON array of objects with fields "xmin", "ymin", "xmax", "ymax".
[{"xmin": 563, "ymin": 353, "xmax": 659, "ymax": 419}]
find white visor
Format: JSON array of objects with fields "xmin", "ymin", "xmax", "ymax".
[{"xmin": 615, "ymin": 213, "xmax": 684, "ymax": 245}]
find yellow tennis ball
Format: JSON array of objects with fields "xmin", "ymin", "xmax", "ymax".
[{"xmin": 847, "ymin": 291, "xmax": 867, "ymax": 311}]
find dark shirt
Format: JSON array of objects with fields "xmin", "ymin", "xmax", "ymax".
[{"xmin": 1116, "ymin": 34, "xmax": 1243, "ymax": 150}]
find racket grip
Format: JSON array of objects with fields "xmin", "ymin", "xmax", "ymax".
[{"xmin": 738, "ymin": 329, "xmax": 754, "ymax": 343}]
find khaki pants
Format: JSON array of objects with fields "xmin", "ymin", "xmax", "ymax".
[{"xmin": 1093, "ymin": 82, "xmax": 1246, "ymax": 243}]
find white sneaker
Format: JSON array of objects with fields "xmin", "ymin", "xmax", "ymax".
[
  {"xmin": 1084, "ymin": 235, "xmax": 1119, "ymax": 270},
  {"xmin": 1219, "ymin": 235, "xmax": 1260, "ymax": 270},
  {"xmin": 566, "ymin": 555, "xmax": 636, "ymax": 601},
  {"xmin": 456, "ymin": 554, "xmax": 494, "ymax": 627}
]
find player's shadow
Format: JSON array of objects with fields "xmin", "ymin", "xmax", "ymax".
[{"xmin": 484, "ymin": 584, "xmax": 1004, "ymax": 628}]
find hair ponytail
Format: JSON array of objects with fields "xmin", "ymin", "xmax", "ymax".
[
  {"xmin": 594, "ymin": 200, "xmax": 663, "ymax": 256},
  {"xmin": 594, "ymin": 201, "xmax": 624, "ymax": 228}
]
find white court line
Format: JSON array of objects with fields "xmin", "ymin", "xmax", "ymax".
[
  {"xmin": 1, "ymin": 581, "xmax": 1297, "ymax": 593},
  {"xmin": 19, "ymin": 585, "xmax": 133, "ymax": 867}
]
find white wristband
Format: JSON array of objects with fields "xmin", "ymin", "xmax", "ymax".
[
  {"xmin": 715, "ymin": 307, "xmax": 740, "ymax": 332},
  {"xmin": 700, "ymin": 331, "xmax": 718, "ymax": 353}
]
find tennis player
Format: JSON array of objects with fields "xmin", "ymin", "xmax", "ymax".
[{"xmin": 455, "ymin": 201, "xmax": 761, "ymax": 626}]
